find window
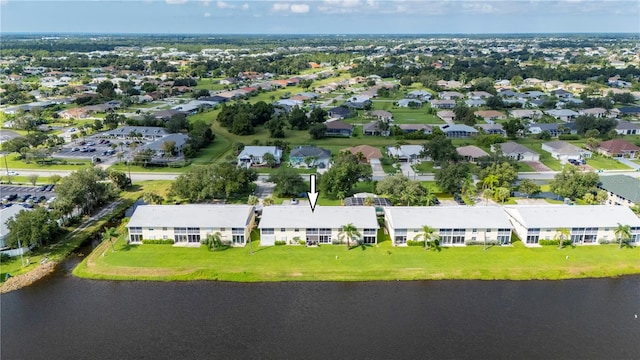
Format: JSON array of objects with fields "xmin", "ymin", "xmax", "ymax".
[
  {"xmin": 306, "ymin": 228, "xmax": 332, "ymax": 244},
  {"xmin": 439, "ymin": 228, "xmax": 465, "ymax": 245},
  {"xmin": 280, "ymin": 228, "xmax": 285, "ymax": 232},
  {"xmin": 262, "ymin": 228, "xmax": 275, "ymax": 235},
  {"xmin": 162, "ymin": 227, "xmax": 167, "ymax": 231},
  {"xmin": 526, "ymin": 228, "xmax": 540, "ymax": 244},
  {"xmin": 130, "ymin": 234, "xmax": 142, "ymax": 243},
  {"xmin": 175, "ymin": 227, "xmax": 187, "ymax": 234},
  {"xmin": 497, "ymin": 228, "xmax": 511, "ymax": 245},
  {"xmin": 129, "ymin": 227, "xmax": 142, "ymax": 234},
  {"xmin": 294, "ymin": 228, "xmax": 299, "ymax": 232},
  {"xmin": 472, "ymin": 228, "xmax": 477, "ymax": 233},
  {"xmin": 149, "ymin": 228, "xmax": 154, "ymax": 231},
  {"xmin": 363, "ymin": 229, "xmax": 376, "ymax": 235},
  {"xmin": 232, "ymin": 228, "xmax": 244, "ymax": 235},
  {"xmin": 232, "ymin": 235, "xmax": 245, "ymax": 244},
  {"xmin": 220, "ymin": 228, "xmax": 226, "ymax": 232},
  {"xmin": 174, "ymin": 234, "xmax": 187, "ymax": 242}
]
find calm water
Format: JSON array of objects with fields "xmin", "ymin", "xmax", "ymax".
[{"xmin": 1, "ymin": 257, "xmax": 639, "ymax": 359}]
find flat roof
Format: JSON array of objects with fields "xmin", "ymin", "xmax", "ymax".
[
  {"xmin": 503, "ymin": 205, "xmax": 640, "ymax": 229},
  {"xmin": 126, "ymin": 205, "xmax": 254, "ymax": 228},
  {"xmin": 384, "ymin": 206, "xmax": 512, "ymax": 229},
  {"xmin": 259, "ymin": 206, "xmax": 379, "ymax": 229}
]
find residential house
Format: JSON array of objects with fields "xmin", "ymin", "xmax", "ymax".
[
  {"xmin": 437, "ymin": 80, "xmax": 463, "ymax": 89},
  {"xmin": 541, "ymin": 141, "xmax": 592, "ymax": 161},
  {"xmin": 504, "ymin": 205, "xmax": 640, "ymax": 246},
  {"xmin": 523, "ymin": 78, "xmax": 544, "ymax": 87},
  {"xmin": 437, "ymin": 110, "xmax": 456, "ymax": 123},
  {"xmin": 456, "ymin": 145, "xmax": 489, "ymax": 163},
  {"xmin": 346, "ymin": 145, "xmax": 382, "ymax": 163},
  {"xmin": 386, "ymin": 145, "xmax": 424, "ymax": 163},
  {"xmin": 510, "ymin": 109, "xmax": 543, "ymax": 121},
  {"xmin": 467, "ymin": 91, "xmax": 494, "ymax": 100},
  {"xmin": 363, "ymin": 121, "xmax": 390, "ymax": 136},
  {"xmin": 237, "ymin": 146, "xmax": 282, "ymax": 166},
  {"xmin": 615, "ymin": 121, "xmax": 640, "ymax": 136},
  {"xmin": 597, "ymin": 139, "xmax": 640, "ymax": 159},
  {"xmin": 618, "ymin": 106, "xmax": 640, "ymax": 117},
  {"xmin": 325, "ymin": 120, "xmax": 354, "ymax": 137},
  {"xmin": 546, "ymin": 109, "xmax": 580, "ymax": 122},
  {"xmin": 439, "ymin": 91, "xmax": 464, "ymax": 100},
  {"xmin": 543, "ymin": 80, "xmax": 565, "ymax": 90},
  {"xmin": 327, "ymin": 106, "xmax": 352, "ymax": 119},
  {"xmin": 126, "ymin": 205, "xmax": 255, "ymax": 247},
  {"xmin": 0, "ymin": 206, "xmax": 32, "ymax": 256},
  {"xmin": 371, "ymin": 110, "xmax": 393, "ymax": 122},
  {"xmin": 465, "ymin": 99, "xmax": 486, "ymax": 107},
  {"xmin": 429, "ymin": 99, "xmax": 456, "ymax": 109},
  {"xmin": 384, "ymin": 207, "xmax": 513, "ymax": 246},
  {"xmin": 275, "ymin": 99, "xmax": 303, "ymax": 109},
  {"xmin": 474, "ymin": 110, "xmax": 506, "ymax": 123},
  {"xmin": 579, "ymin": 108, "xmax": 608, "ymax": 118},
  {"xmin": 58, "ymin": 107, "xmax": 89, "ymax": 120},
  {"xmin": 552, "ymin": 89, "xmax": 573, "ymax": 99},
  {"xmin": 492, "ymin": 141, "xmax": 540, "ymax": 161},
  {"xmin": 397, "ymin": 99, "xmax": 422, "ymax": 108},
  {"xmin": 259, "ymin": 206, "xmax": 379, "ymax": 246},
  {"xmin": 440, "ymin": 124, "xmax": 479, "ymax": 138},
  {"xmin": 529, "ymin": 123, "xmax": 577, "ymax": 137},
  {"xmin": 407, "ymin": 90, "xmax": 432, "ymax": 101},
  {"xmin": 566, "ymin": 83, "xmax": 587, "ymax": 93},
  {"xmin": 598, "ymin": 175, "xmax": 640, "ymax": 208},
  {"xmin": 345, "ymin": 95, "xmax": 372, "ymax": 109},
  {"xmin": 289, "ymin": 146, "xmax": 331, "ymax": 169},
  {"xmin": 398, "ymin": 124, "xmax": 433, "ymax": 134},
  {"xmin": 476, "ymin": 123, "xmax": 506, "ymax": 136}
]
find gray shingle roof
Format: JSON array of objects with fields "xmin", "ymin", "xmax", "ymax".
[{"xmin": 598, "ymin": 175, "xmax": 640, "ymax": 203}]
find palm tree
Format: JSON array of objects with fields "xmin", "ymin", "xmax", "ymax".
[
  {"xmin": 482, "ymin": 188, "xmax": 494, "ymax": 206},
  {"xmin": 424, "ymin": 186, "xmax": 437, "ymax": 206},
  {"xmin": 203, "ymin": 232, "xmax": 222, "ymax": 251},
  {"xmin": 554, "ymin": 228, "xmax": 571, "ymax": 249},
  {"xmin": 103, "ymin": 227, "xmax": 118, "ymax": 252},
  {"xmin": 247, "ymin": 195, "xmax": 259, "ymax": 206},
  {"xmin": 614, "ymin": 223, "xmax": 631, "ymax": 249},
  {"xmin": 461, "ymin": 175, "xmax": 475, "ymax": 200},
  {"xmin": 363, "ymin": 196, "xmax": 375, "ymax": 206},
  {"xmin": 414, "ymin": 225, "xmax": 435, "ymax": 250},
  {"xmin": 482, "ymin": 174, "xmax": 498, "ymax": 190},
  {"xmin": 339, "ymin": 223, "xmax": 361, "ymax": 249},
  {"xmin": 494, "ymin": 187, "xmax": 510, "ymax": 204}
]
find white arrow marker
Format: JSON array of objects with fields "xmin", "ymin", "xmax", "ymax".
[{"xmin": 306, "ymin": 174, "xmax": 319, "ymax": 212}]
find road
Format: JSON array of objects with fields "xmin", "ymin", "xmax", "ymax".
[{"xmin": 10, "ymin": 168, "xmax": 640, "ymax": 184}]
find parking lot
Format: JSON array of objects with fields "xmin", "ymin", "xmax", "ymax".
[{"xmin": 1, "ymin": 184, "xmax": 57, "ymax": 209}]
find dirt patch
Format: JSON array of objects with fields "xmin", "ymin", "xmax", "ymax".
[
  {"xmin": 524, "ymin": 161, "xmax": 552, "ymax": 172},
  {"xmin": 0, "ymin": 261, "xmax": 57, "ymax": 294}
]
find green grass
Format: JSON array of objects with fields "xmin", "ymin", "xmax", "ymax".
[
  {"xmin": 73, "ymin": 233, "xmax": 640, "ymax": 282},
  {"xmin": 412, "ymin": 161, "xmax": 435, "ymax": 174},
  {"xmin": 584, "ymin": 155, "xmax": 632, "ymax": 170},
  {"xmin": 518, "ymin": 142, "xmax": 563, "ymax": 171},
  {"xmin": 2, "ymin": 153, "xmax": 92, "ymax": 171},
  {"xmin": 517, "ymin": 162, "xmax": 536, "ymax": 172}
]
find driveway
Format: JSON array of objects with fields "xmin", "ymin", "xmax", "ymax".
[
  {"xmin": 370, "ymin": 159, "xmax": 386, "ymax": 177},
  {"xmin": 399, "ymin": 162, "xmax": 417, "ymax": 179},
  {"xmin": 617, "ymin": 158, "xmax": 640, "ymax": 170},
  {"xmin": 524, "ymin": 161, "xmax": 552, "ymax": 172}
]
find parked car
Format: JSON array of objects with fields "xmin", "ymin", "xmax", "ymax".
[
  {"xmin": 454, "ymin": 194, "xmax": 465, "ymax": 205},
  {"xmin": 432, "ymin": 197, "xmax": 441, "ymax": 205},
  {"xmin": 72, "ymin": 147, "xmax": 80, "ymax": 152},
  {"xmin": 291, "ymin": 198, "xmax": 299, "ymax": 205},
  {"xmin": 46, "ymin": 196, "xmax": 57, "ymax": 204},
  {"xmin": 87, "ymin": 141, "xmax": 95, "ymax": 146},
  {"xmin": 20, "ymin": 194, "xmax": 31, "ymax": 202},
  {"xmin": 6, "ymin": 170, "xmax": 19, "ymax": 176},
  {"xmin": 37, "ymin": 195, "xmax": 47, "ymax": 203}
]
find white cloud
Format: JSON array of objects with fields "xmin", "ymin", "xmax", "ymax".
[
  {"xmin": 290, "ymin": 4, "xmax": 310, "ymax": 13},
  {"xmin": 272, "ymin": 3, "xmax": 290, "ymax": 12},
  {"xmin": 204, "ymin": 12, "xmax": 211, "ymax": 17},
  {"xmin": 165, "ymin": 0, "xmax": 188, "ymax": 5},
  {"xmin": 217, "ymin": 1, "xmax": 235, "ymax": 9},
  {"xmin": 242, "ymin": 3, "xmax": 249, "ymax": 10}
]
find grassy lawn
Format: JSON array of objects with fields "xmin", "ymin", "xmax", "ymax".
[
  {"xmin": 413, "ymin": 161, "xmax": 435, "ymax": 174},
  {"xmin": 519, "ymin": 142, "xmax": 563, "ymax": 171},
  {"xmin": 584, "ymin": 155, "xmax": 632, "ymax": 170},
  {"xmin": 73, "ymin": 232, "xmax": 640, "ymax": 281},
  {"xmin": 2, "ymin": 153, "xmax": 92, "ymax": 171},
  {"xmin": 517, "ymin": 162, "xmax": 536, "ymax": 172}
]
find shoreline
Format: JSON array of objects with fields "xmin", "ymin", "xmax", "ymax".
[
  {"xmin": 0, "ymin": 261, "xmax": 57, "ymax": 294},
  {"xmin": 73, "ymin": 237, "xmax": 640, "ymax": 282}
]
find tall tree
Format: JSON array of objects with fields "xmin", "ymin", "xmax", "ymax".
[
  {"xmin": 518, "ymin": 179, "xmax": 541, "ymax": 198},
  {"xmin": 435, "ymin": 162, "xmax": 470, "ymax": 194},
  {"xmin": 338, "ymin": 223, "xmax": 361, "ymax": 249},
  {"xmin": 414, "ymin": 225, "xmax": 436, "ymax": 250},
  {"xmin": 5, "ymin": 207, "xmax": 59, "ymax": 249},
  {"xmin": 320, "ymin": 152, "xmax": 372, "ymax": 199},
  {"xmin": 550, "ymin": 167, "xmax": 599, "ymax": 200},
  {"xmin": 614, "ymin": 223, "xmax": 632, "ymax": 249},
  {"xmin": 554, "ymin": 228, "xmax": 571, "ymax": 249},
  {"xmin": 422, "ymin": 135, "xmax": 460, "ymax": 166},
  {"xmin": 102, "ymin": 227, "xmax": 118, "ymax": 252},
  {"xmin": 268, "ymin": 166, "xmax": 305, "ymax": 197}
]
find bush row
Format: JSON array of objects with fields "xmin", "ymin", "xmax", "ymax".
[
  {"xmin": 539, "ymin": 239, "xmax": 572, "ymax": 246},
  {"xmin": 141, "ymin": 239, "xmax": 175, "ymax": 245},
  {"xmin": 406, "ymin": 240, "xmax": 425, "ymax": 247}
]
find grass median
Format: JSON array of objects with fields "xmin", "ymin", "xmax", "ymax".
[{"xmin": 74, "ymin": 231, "xmax": 640, "ymax": 282}]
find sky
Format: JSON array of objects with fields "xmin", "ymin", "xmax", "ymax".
[{"xmin": 1, "ymin": 0, "xmax": 639, "ymax": 34}]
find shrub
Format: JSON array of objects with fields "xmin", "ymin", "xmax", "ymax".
[
  {"xmin": 274, "ymin": 240, "xmax": 286, "ymax": 246},
  {"xmin": 332, "ymin": 239, "xmax": 342, "ymax": 245},
  {"xmin": 298, "ymin": 239, "xmax": 306, "ymax": 245},
  {"xmin": 168, "ymin": 160, "xmax": 191, "ymax": 168},
  {"xmin": 465, "ymin": 240, "xmax": 500, "ymax": 246},
  {"xmin": 142, "ymin": 239, "xmax": 175, "ymax": 244},
  {"xmin": 558, "ymin": 134, "xmax": 580, "ymax": 141},
  {"xmin": 406, "ymin": 240, "xmax": 425, "ymax": 247},
  {"xmin": 539, "ymin": 239, "xmax": 572, "ymax": 246},
  {"xmin": 0, "ymin": 253, "xmax": 11, "ymax": 263}
]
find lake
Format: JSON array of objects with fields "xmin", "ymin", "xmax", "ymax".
[{"xmin": 1, "ymin": 257, "xmax": 639, "ymax": 359}]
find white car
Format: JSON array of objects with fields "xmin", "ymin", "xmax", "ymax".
[{"xmin": 6, "ymin": 171, "xmax": 18, "ymax": 176}]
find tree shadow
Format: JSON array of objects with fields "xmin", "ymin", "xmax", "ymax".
[{"xmin": 348, "ymin": 242, "xmax": 373, "ymax": 251}]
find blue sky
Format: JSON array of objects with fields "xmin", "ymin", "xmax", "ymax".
[{"xmin": 1, "ymin": 1, "xmax": 639, "ymax": 34}]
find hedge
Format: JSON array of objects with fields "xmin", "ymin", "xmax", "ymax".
[
  {"xmin": 539, "ymin": 239, "xmax": 572, "ymax": 246},
  {"xmin": 274, "ymin": 240, "xmax": 286, "ymax": 246},
  {"xmin": 142, "ymin": 239, "xmax": 175, "ymax": 245},
  {"xmin": 558, "ymin": 134, "xmax": 580, "ymax": 141},
  {"xmin": 406, "ymin": 240, "xmax": 425, "ymax": 247},
  {"xmin": 465, "ymin": 240, "xmax": 501, "ymax": 246}
]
